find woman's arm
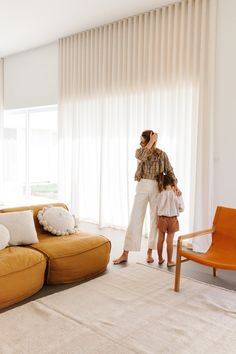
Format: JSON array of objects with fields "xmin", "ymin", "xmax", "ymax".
[
  {"xmin": 135, "ymin": 133, "xmax": 158, "ymax": 160},
  {"xmin": 163, "ymin": 152, "xmax": 182, "ymax": 196},
  {"xmin": 178, "ymin": 195, "xmax": 184, "ymax": 212},
  {"xmin": 135, "ymin": 147, "xmax": 151, "ymax": 161},
  {"xmin": 163, "ymin": 152, "xmax": 177, "ymax": 182}
]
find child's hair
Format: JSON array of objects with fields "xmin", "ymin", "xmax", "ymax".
[
  {"xmin": 141, "ymin": 130, "xmax": 154, "ymax": 143},
  {"xmin": 163, "ymin": 174, "xmax": 175, "ymax": 189}
]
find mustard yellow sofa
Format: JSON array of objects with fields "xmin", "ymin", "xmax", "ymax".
[{"xmin": 0, "ymin": 203, "xmax": 111, "ymax": 310}]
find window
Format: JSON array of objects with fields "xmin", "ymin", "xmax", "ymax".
[{"xmin": 3, "ymin": 106, "xmax": 58, "ymax": 206}]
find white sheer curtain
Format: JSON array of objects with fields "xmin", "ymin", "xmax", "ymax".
[
  {"xmin": 0, "ymin": 59, "xmax": 4, "ymax": 205},
  {"xmin": 192, "ymin": 0, "xmax": 217, "ymax": 252},
  {"xmin": 58, "ymin": 0, "xmax": 216, "ymax": 250}
]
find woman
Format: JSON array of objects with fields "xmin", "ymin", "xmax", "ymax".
[{"xmin": 113, "ymin": 130, "xmax": 181, "ymax": 264}]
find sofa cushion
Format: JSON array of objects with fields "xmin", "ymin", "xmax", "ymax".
[
  {"xmin": 0, "ymin": 211, "xmax": 38, "ymax": 246},
  {"xmin": 0, "ymin": 247, "xmax": 46, "ymax": 310},
  {"xmin": 30, "ymin": 232, "xmax": 111, "ymax": 284},
  {"xmin": 0, "ymin": 203, "xmax": 68, "ymax": 234},
  {"xmin": 38, "ymin": 206, "xmax": 79, "ymax": 236},
  {"xmin": 0, "ymin": 224, "xmax": 10, "ymax": 250}
]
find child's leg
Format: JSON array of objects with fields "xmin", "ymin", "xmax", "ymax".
[
  {"xmin": 157, "ymin": 231, "xmax": 165, "ymax": 264},
  {"xmin": 166, "ymin": 232, "xmax": 175, "ymax": 266}
]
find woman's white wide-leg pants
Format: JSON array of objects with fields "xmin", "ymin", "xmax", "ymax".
[{"xmin": 123, "ymin": 179, "xmax": 159, "ymax": 251}]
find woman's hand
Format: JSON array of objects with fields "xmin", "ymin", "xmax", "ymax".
[
  {"xmin": 146, "ymin": 132, "xmax": 158, "ymax": 149},
  {"xmin": 150, "ymin": 132, "xmax": 158, "ymax": 144},
  {"xmin": 173, "ymin": 185, "xmax": 182, "ymax": 196}
]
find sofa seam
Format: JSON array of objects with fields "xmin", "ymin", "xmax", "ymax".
[
  {"xmin": 0, "ymin": 258, "xmax": 46, "ymax": 279},
  {"xmin": 47, "ymin": 265, "xmax": 108, "ymax": 285},
  {"xmin": 0, "ymin": 284, "xmax": 45, "ymax": 309},
  {"xmin": 31, "ymin": 239, "xmax": 111, "ymax": 261}
]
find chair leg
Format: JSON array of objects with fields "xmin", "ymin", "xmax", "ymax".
[
  {"xmin": 213, "ymin": 267, "xmax": 216, "ymax": 277},
  {"xmin": 174, "ymin": 249, "xmax": 182, "ymax": 292}
]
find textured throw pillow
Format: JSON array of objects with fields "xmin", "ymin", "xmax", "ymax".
[
  {"xmin": 37, "ymin": 206, "xmax": 79, "ymax": 236},
  {"xmin": 0, "ymin": 211, "xmax": 38, "ymax": 246},
  {"xmin": 0, "ymin": 224, "xmax": 10, "ymax": 250}
]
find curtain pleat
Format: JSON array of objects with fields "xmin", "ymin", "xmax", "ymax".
[
  {"xmin": 59, "ymin": 0, "xmax": 214, "ymax": 99},
  {"xmin": 58, "ymin": 0, "xmax": 216, "ymax": 248}
]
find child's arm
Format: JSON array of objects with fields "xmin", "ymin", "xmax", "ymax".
[{"xmin": 178, "ymin": 195, "xmax": 184, "ymax": 212}]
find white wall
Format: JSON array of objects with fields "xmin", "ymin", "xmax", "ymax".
[
  {"xmin": 214, "ymin": 0, "xmax": 236, "ymax": 209},
  {"xmin": 4, "ymin": 42, "xmax": 58, "ymax": 109}
]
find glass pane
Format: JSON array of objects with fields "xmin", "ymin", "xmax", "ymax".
[
  {"xmin": 29, "ymin": 109, "xmax": 58, "ymax": 202},
  {"xmin": 3, "ymin": 112, "xmax": 27, "ymax": 203}
]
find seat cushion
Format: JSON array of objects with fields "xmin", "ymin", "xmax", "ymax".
[
  {"xmin": 0, "ymin": 247, "xmax": 46, "ymax": 310},
  {"xmin": 30, "ymin": 233, "xmax": 111, "ymax": 284},
  {"xmin": 181, "ymin": 247, "xmax": 236, "ymax": 270}
]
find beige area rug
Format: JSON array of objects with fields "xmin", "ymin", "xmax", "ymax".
[{"xmin": 1, "ymin": 264, "xmax": 236, "ymax": 354}]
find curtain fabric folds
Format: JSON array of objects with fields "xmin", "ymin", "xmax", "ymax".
[{"xmin": 58, "ymin": 0, "xmax": 216, "ymax": 251}]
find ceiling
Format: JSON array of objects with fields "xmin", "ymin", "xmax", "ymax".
[{"xmin": 0, "ymin": 0, "xmax": 179, "ymax": 58}]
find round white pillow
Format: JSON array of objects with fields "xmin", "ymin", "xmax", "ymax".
[
  {"xmin": 37, "ymin": 206, "xmax": 79, "ymax": 236},
  {"xmin": 0, "ymin": 224, "xmax": 10, "ymax": 250}
]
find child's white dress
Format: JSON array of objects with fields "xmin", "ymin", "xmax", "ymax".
[{"xmin": 157, "ymin": 190, "xmax": 184, "ymax": 217}]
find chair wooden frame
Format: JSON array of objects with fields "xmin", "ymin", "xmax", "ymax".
[
  {"xmin": 174, "ymin": 206, "xmax": 236, "ymax": 292},
  {"xmin": 174, "ymin": 228, "xmax": 214, "ymax": 292}
]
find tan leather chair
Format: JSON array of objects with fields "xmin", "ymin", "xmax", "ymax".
[{"xmin": 174, "ymin": 206, "xmax": 236, "ymax": 292}]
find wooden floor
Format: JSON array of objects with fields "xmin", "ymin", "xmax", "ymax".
[
  {"xmin": 104, "ymin": 225, "xmax": 236, "ymax": 292},
  {"xmin": 2, "ymin": 223, "xmax": 235, "ymax": 313}
]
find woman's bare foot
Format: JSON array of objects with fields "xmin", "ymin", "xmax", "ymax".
[
  {"xmin": 167, "ymin": 261, "xmax": 176, "ymax": 267},
  {"xmin": 158, "ymin": 258, "xmax": 165, "ymax": 265},
  {"xmin": 113, "ymin": 251, "xmax": 129, "ymax": 264},
  {"xmin": 146, "ymin": 248, "xmax": 154, "ymax": 263}
]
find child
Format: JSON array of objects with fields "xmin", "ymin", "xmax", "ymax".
[{"xmin": 156, "ymin": 174, "xmax": 184, "ymax": 267}]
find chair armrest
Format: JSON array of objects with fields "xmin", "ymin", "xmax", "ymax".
[
  {"xmin": 177, "ymin": 227, "xmax": 214, "ymax": 247},
  {"xmin": 175, "ymin": 227, "xmax": 215, "ymax": 292}
]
